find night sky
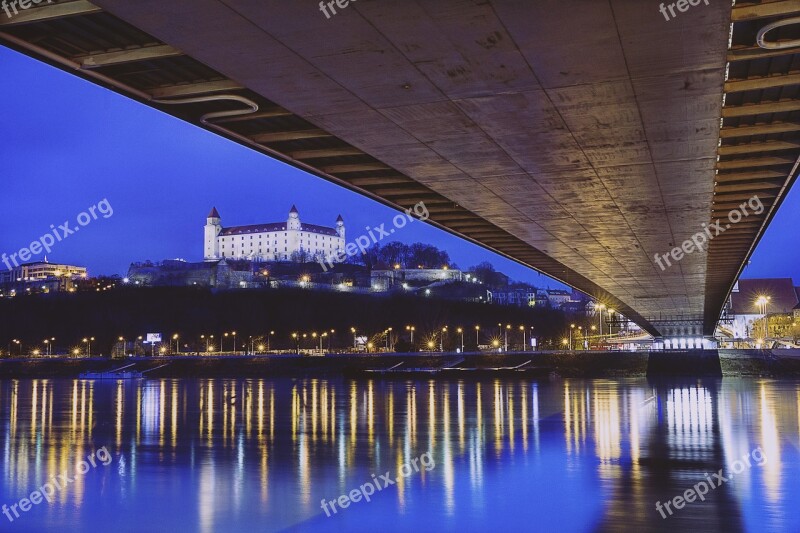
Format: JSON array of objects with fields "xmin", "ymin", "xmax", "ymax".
[{"xmin": 1, "ymin": 45, "xmax": 798, "ymax": 286}]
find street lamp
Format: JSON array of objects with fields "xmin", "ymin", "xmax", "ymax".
[
  {"xmin": 406, "ymin": 326, "xmax": 415, "ymax": 346},
  {"xmin": 505, "ymin": 324, "xmax": 511, "ymax": 351},
  {"xmin": 519, "ymin": 325, "xmax": 525, "ymax": 351},
  {"xmin": 173, "ymin": 334, "xmax": 179, "ymax": 354},
  {"xmin": 596, "ymin": 303, "xmax": 605, "ymax": 339},
  {"xmin": 351, "ymin": 327, "xmax": 357, "ymax": 348},
  {"xmin": 755, "ymin": 296, "xmax": 771, "ymax": 341},
  {"xmin": 457, "ymin": 327, "xmax": 464, "ymax": 352},
  {"xmin": 224, "ymin": 332, "xmax": 237, "ymax": 353},
  {"xmin": 268, "ymin": 330, "xmax": 275, "ymax": 352},
  {"xmin": 292, "ymin": 332, "xmax": 299, "ymax": 354},
  {"xmin": 441, "ymin": 326, "xmax": 447, "ymax": 351},
  {"xmin": 82, "ymin": 337, "xmax": 94, "ymax": 357},
  {"xmin": 475, "ymin": 325, "xmax": 480, "ymax": 346},
  {"xmin": 569, "ymin": 324, "xmax": 575, "ymax": 350}
]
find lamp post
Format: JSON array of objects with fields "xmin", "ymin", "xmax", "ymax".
[
  {"xmin": 519, "ymin": 325, "xmax": 525, "ymax": 352},
  {"xmin": 608, "ymin": 310, "xmax": 615, "ymax": 336},
  {"xmin": 755, "ymin": 296, "xmax": 771, "ymax": 341},
  {"xmin": 351, "ymin": 327, "xmax": 357, "ymax": 349},
  {"xmin": 475, "ymin": 325, "xmax": 480, "ymax": 346},
  {"xmin": 268, "ymin": 331, "xmax": 275, "ymax": 352},
  {"xmin": 505, "ymin": 324, "xmax": 510, "ymax": 352},
  {"xmin": 596, "ymin": 303, "xmax": 605, "ymax": 340},
  {"xmin": 570, "ymin": 324, "xmax": 575, "ymax": 350},
  {"xmin": 441, "ymin": 326, "xmax": 447, "ymax": 351},
  {"xmin": 82, "ymin": 337, "xmax": 94, "ymax": 357},
  {"xmin": 457, "ymin": 327, "xmax": 464, "ymax": 352},
  {"xmin": 292, "ymin": 333, "xmax": 299, "ymax": 354},
  {"xmin": 406, "ymin": 326, "xmax": 415, "ymax": 346},
  {"xmin": 173, "ymin": 334, "xmax": 179, "ymax": 354}
]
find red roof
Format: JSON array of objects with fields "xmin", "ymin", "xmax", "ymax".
[{"xmin": 208, "ymin": 207, "xmax": 221, "ymax": 218}]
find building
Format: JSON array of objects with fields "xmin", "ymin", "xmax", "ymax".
[
  {"xmin": 0, "ymin": 260, "xmax": 87, "ymax": 283},
  {"xmin": 728, "ymin": 278, "xmax": 800, "ymax": 339},
  {"xmin": 546, "ymin": 289, "xmax": 572, "ymax": 308},
  {"xmin": 488, "ymin": 287, "xmax": 536, "ymax": 307},
  {"xmin": 204, "ymin": 206, "xmax": 345, "ymax": 262},
  {"xmin": 0, "ymin": 260, "xmax": 87, "ymax": 295}
]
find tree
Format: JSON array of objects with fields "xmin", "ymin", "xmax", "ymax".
[
  {"xmin": 469, "ymin": 262, "xmax": 508, "ymax": 288},
  {"xmin": 408, "ymin": 243, "xmax": 450, "ymax": 269},
  {"xmin": 376, "ymin": 241, "xmax": 410, "ymax": 268}
]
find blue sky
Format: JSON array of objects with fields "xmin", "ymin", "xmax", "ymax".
[{"xmin": 0, "ymin": 45, "xmax": 797, "ymax": 286}]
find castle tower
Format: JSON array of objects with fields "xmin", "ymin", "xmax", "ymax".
[
  {"xmin": 336, "ymin": 214, "xmax": 345, "ymax": 240},
  {"xmin": 287, "ymin": 204, "xmax": 301, "ymax": 230},
  {"xmin": 204, "ymin": 207, "xmax": 222, "ymax": 260}
]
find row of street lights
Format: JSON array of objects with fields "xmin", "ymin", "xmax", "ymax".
[{"xmin": 7, "ymin": 323, "xmax": 542, "ymax": 357}]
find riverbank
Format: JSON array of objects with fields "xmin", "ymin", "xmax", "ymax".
[{"xmin": 2, "ymin": 349, "xmax": 800, "ymax": 379}]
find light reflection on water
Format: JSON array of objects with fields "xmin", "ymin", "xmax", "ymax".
[{"xmin": 1, "ymin": 378, "xmax": 799, "ymax": 532}]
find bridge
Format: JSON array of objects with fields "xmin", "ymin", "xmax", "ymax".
[{"xmin": 2, "ymin": 0, "xmax": 798, "ymax": 338}]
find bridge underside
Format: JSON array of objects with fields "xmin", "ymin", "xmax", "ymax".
[{"xmin": 2, "ymin": 1, "xmax": 799, "ymax": 336}]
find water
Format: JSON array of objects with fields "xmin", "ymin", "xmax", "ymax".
[{"xmin": 1, "ymin": 377, "xmax": 799, "ymax": 532}]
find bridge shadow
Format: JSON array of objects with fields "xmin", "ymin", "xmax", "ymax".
[{"xmin": 595, "ymin": 378, "xmax": 744, "ymax": 532}]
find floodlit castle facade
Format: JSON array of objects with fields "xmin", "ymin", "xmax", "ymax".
[{"xmin": 204, "ymin": 205, "xmax": 345, "ymax": 262}]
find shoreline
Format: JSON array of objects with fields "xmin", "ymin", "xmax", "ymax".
[{"xmin": 1, "ymin": 349, "xmax": 800, "ymax": 379}]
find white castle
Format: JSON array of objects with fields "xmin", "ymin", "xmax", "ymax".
[{"xmin": 204, "ymin": 205, "xmax": 345, "ymax": 262}]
